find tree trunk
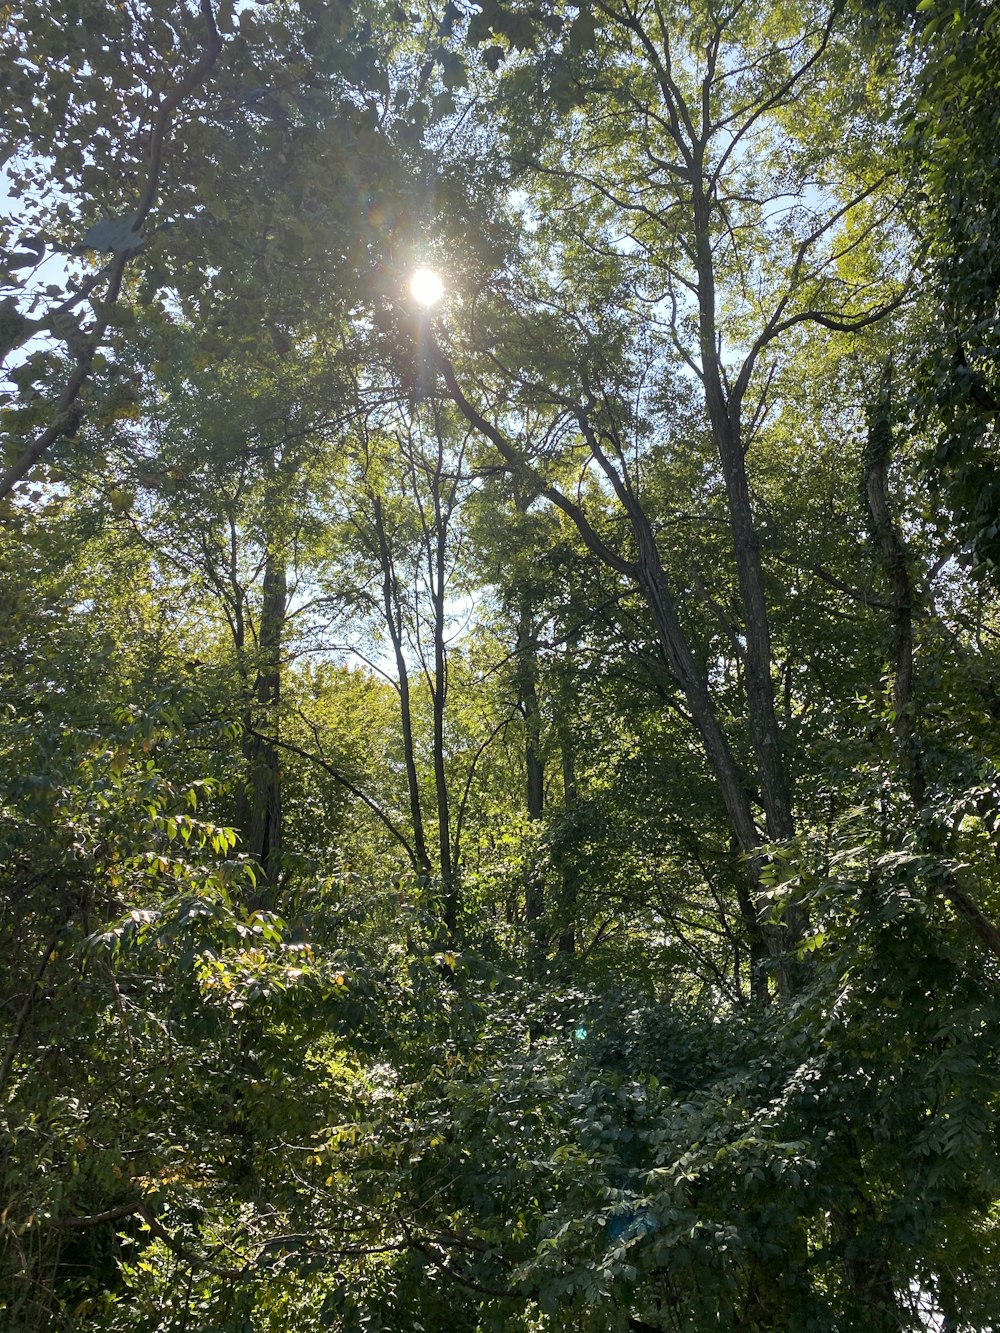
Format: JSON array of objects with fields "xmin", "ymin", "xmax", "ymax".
[
  {"xmin": 516, "ymin": 585, "xmax": 545, "ymax": 931},
  {"xmin": 436, "ymin": 347, "xmax": 795, "ymax": 992},
  {"xmin": 372, "ymin": 495, "xmax": 433, "ymax": 878},
  {"xmin": 632, "ymin": 521, "xmax": 792, "ymax": 984},
  {"xmin": 430, "ymin": 515, "xmax": 456, "ymax": 937},
  {"xmin": 693, "ymin": 191, "xmax": 804, "ymax": 946},
  {"xmin": 557, "ymin": 720, "xmax": 578, "ymax": 961},
  {"xmin": 242, "ymin": 548, "xmax": 285, "ymax": 902}
]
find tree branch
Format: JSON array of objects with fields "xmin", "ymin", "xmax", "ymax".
[{"xmin": 0, "ymin": 0, "xmax": 224, "ymax": 502}]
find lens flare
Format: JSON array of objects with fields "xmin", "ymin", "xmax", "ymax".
[{"xmin": 410, "ymin": 267, "xmax": 444, "ymax": 307}]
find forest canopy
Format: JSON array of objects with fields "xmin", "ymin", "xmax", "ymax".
[{"xmin": 2, "ymin": 0, "xmax": 1000, "ymax": 1328}]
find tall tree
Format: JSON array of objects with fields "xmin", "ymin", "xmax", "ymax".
[{"xmin": 423, "ymin": 0, "xmax": 922, "ymax": 986}]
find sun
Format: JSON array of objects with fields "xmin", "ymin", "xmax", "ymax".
[{"xmin": 410, "ymin": 267, "xmax": 444, "ymax": 307}]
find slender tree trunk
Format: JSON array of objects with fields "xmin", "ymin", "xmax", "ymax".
[
  {"xmin": 372, "ymin": 495, "xmax": 433, "ymax": 877},
  {"xmin": 243, "ymin": 548, "xmax": 285, "ymax": 900},
  {"xmin": 693, "ymin": 192, "xmax": 804, "ymax": 946},
  {"xmin": 632, "ymin": 521, "xmax": 792, "ymax": 981},
  {"xmin": 574, "ymin": 415, "xmax": 797, "ymax": 983},
  {"xmin": 830, "ymin": 1128, "xmax": 902, "ymax": 1328},
  {"xmin": 430, "ymin": 507, "xmax": 456, "ymax": 937},
  {"xmin": 557, "ymin": 718, "xmax": 577, "ymax": 961},
  {"xmin": 516, "ymin": 586, "xmax": 545, "ymax": 931}
]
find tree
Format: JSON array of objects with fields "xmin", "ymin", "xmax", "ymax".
[
  {"xmin": 4, "ymin": 0, "xmax": 1000, "ymax": 1328},
  {"xmin": 420, "ymin": 0, "xmax": 1000, "ymax": 986}
]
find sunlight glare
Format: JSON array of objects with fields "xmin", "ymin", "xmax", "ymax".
[{"xmin": 410, "ymin": 267, "xmax": 444, "ymax": 307}]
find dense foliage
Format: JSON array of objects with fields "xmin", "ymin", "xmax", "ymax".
[{"xmin": 2, "ymin": 0, "xmax": 1000, "ymax": 1328}]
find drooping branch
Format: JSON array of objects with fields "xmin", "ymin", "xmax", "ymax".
[
  {"xmin": 251, "ymin": 727, "xmax": 420, "ymax": 871},
  {"xmin": 55, "ymin": 1200, "xmax": 241, "ymax": 1279}
]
